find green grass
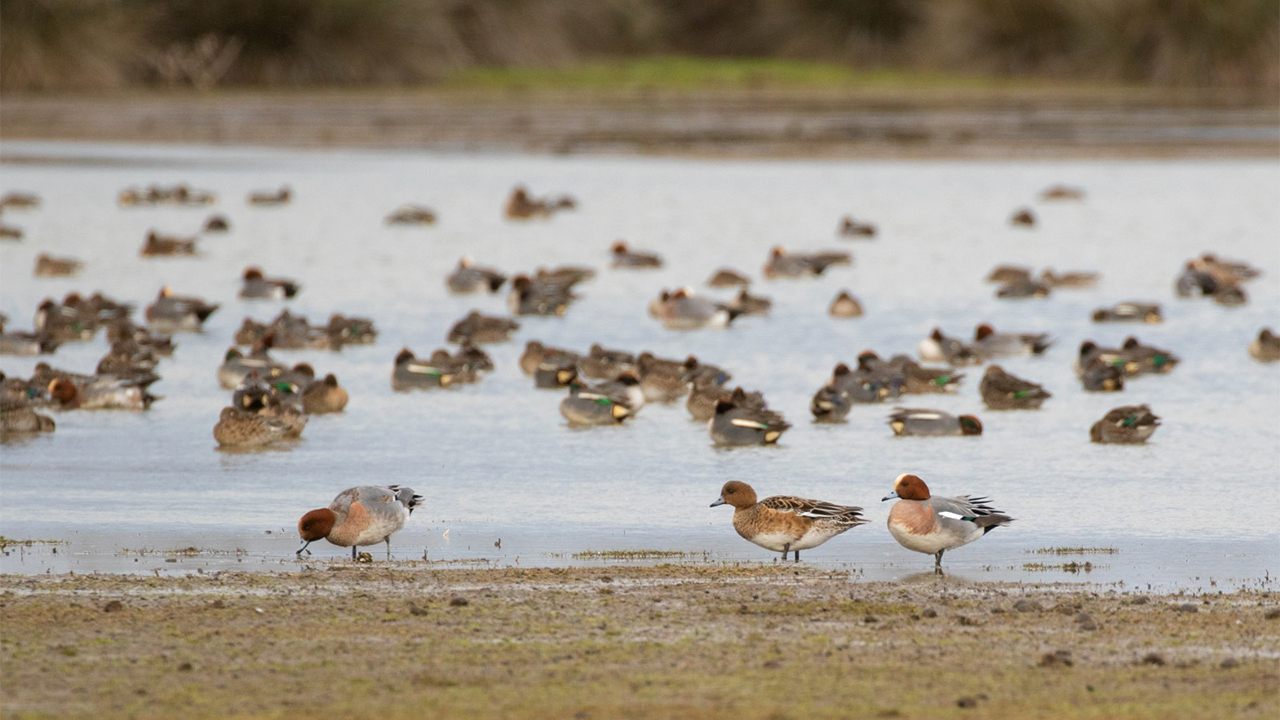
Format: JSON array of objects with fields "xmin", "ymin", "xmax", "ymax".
[{"xmin": 443, "ymin": 56, "xmax": 1008, "ymax": 92}]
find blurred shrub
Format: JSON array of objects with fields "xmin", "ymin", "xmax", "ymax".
[{"xmin": 1, "ymin": 0, "xmax": 1276, "ymax": 92}]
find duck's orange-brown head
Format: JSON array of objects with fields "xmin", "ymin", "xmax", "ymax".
[
  {"xmin": 712, "ymin": 480, "xmax": 758, "ymax": 509},
  {"xmin": 886, "ymin": 473, "xmax": 932, "ymax": 501},
  {"xmin": 975, "ymin": 323, "xmax": 996, "ymax": 341},
  {"xmin": 243, "ymin": 266, "xmax": 264, "ymax": 281},
  {"xmin": 298, "ymin": 508, "xmax": 336, "ymax": 543},
  {"xmin": 47, "ymin": 378, "xmax": 77, "ymax": 405},
  {"xmin": 611, "ymin": 241, "xmax": 628, "ymax": 254}
]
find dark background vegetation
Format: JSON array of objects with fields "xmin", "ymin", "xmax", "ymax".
[{"xmin": 2, "ymin": 0, "xmax": 1277, "ymax": 93}]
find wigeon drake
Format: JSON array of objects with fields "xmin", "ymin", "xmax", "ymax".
[
  {"xmin": 711, "ymin": 480, "xmax": 866, "ymax": 561},
  {"xmin": 882, "ymin": 474, "xmax": 1012, "ymax": 573},
  {"xmin": 298, "ymin": 485, "xmax": 423, "ymax": 560}
]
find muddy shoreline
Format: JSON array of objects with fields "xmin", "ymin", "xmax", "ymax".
[
  {"xmin": 1, "ymin": 565, "xmax": 1276, "ymax": 719},
  {"xmin": 2, "ymin": 89, "xmax": 1277, "ymax": 159}
]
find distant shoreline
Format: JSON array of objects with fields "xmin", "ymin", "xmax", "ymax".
[{"xmin": 2, "ymin": 88, "xmax": 1276, "ymax": 159}]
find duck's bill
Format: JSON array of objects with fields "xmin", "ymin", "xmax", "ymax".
[
  {"xmin": 296, "ymin": 540, "xmax": 311, "ymax": 556},
  {"xmin": 881, "ymin": 492, "xmax": 899, "ymax": 502},
  {"xmin": 709, "ymin": 498, "xmax": 726, "ymax": 507}
]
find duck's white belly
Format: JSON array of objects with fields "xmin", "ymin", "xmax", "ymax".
[
  {"xmin": 888, "ymin": 519, "xmax": 978, "ymax": 555},
  {"xmin": 747, "ymin": 531, "xmax": 799, "ymax": 552}
]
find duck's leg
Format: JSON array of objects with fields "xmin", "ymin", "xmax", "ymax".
[
  {"xmin": 385, "ymin": 538, "xmax": 392, "ymax": 561},
  {"xmin": 782, "ymin": 543, "xmax": 791, "ymax": 562},
  {"xmin": 934, "ymin": 550, "xmax": 945, "ymax": 574},
  {"xmin": 794, "ymin": 550, "xmax": 800, "ymax": 563},
  {"xmin": 352, "ymin": 545, "xmax": 358, "ymax": 560}
]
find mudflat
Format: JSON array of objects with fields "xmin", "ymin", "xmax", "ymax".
[{"xmin": 1, "ymin": 564, "xmax": 1276, "ymax": 719}]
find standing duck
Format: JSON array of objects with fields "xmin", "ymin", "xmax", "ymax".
[
  {"xmin": 711, "ymin": 480, "xmax": 866, "ymax": 561},
  {"xmin": 1090, "ymin": 405, "xmax": 1160, "ymax": 444},
  {"xmin": 979, "ymin": 366, "xmax": 1051, "ymax": 410},
  {"xmin": 297, "ymin": 485, "xmax": 423, "ymax": 560},
  {"xmin": 882, "ymin": 473, "xmax": 1011, "ymax": 573}
]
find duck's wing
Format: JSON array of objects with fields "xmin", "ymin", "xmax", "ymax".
[
  {"xmin": 888, "ymin": 407, "xmax": 949, "ymax": 420},
  {"xmin": 761, "ymin": 496, "xmax": 867, "ymax": 524},
  {"xmin": 930, "ymin": 495, "xmax": 1012, "ymax": 530}
]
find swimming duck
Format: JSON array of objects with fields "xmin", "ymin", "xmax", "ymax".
[
  {"xmin": 508, "ymin": 275, "xmax": 574, "ymax": 316},
  {"xmin": 838, "ymin": 216, "xmax": 877, "ymax": 238},
  {"xmin": 218, "ymin": 346, "xmax": 285, "ymax": 390},
  {"xmin": 887, "ymin": 408, "xmax": 982, "ymax": 437},
  {"xmin": 0, "ymin": 398, "xmax": 56, "ymax": 438},
  {"xmin": 325, "ymin": 314, "xmax": 377, "ymax": 348},
  {"xmin": 1091, "ymin": 302, "xmax": 1163, "ymax": 324},
  {"xmin": 918, "ymin": 328, "xmax": 982, "ymax": 365},
  {"xmin": 688, "ymin": 382, "xmax": 761, "ymax": 422},
  {"xmin": 47, "ymin": 376, "xmax": 158, "ymax": 411},
  {"xmin": 809, "ymin": 363, "xmax": 888, "ymax": 422},
  {"xmin": 145, "ymin": 287, "xmax": 219, "ymax": 333},
  {"xmin": 1250, "ymin": 328, "xmax": 1280, "ymax": 362},
  {"xmin": 297, "ymin": 485, "xmax": 423, "ymax": 560},
  {"xmin": 985, "ymin": 265, "xmax": 1033, "ymax": 284},
  {"xmin": 882, "ymin": 473, "xmax": 1012, "ymax": 573},
  {"xmin": 973, "ymin": 324, "xmax": 1053, "ymax": 357},
  {"xmin": 446, "ymin": 311, "xmax": 519, "ymax": 344},
  {"xmin": 391, "ymin": 348, "xmax": 455, "ymax": 390},
  {"xmin": 0, "ymin": 321, "xmax": 59, "ymax": 356},
  {"xmin": 140, "ymin": 230, "xmax": 199, "ymax": 257},
  {"xmin": 1118, "ymin": 337, "xmax": 1178, "ymax": 375},
  {"xmin": 580, "ymin": 344, "xmax": 636, "ymax": 380},
  {"xmin": 829, "ymin": 291, "xmax": 864, "ymax": 318},
  {"xmin": 762, "ymin": 247, "xmax": 852, "ymax": 279},
  {"xmin": 559, "ymin": 382, "xmax": 634, "ymax": 426},
  {"xmin": 1009, "ymin": 208, "xmax": 1036, "ymax": 227},
  {"xmin": 519, "ymin": 341, "xmax": 580, "ymax": 376},
  {"xmin": 0, "ymin": 223, "xmax": 22, "ymax": 240},
  {"xmin": 1090, "ymin": 405, "xmax": 1160, "ymax": 444},
  {"xmin": 1038, "ymin": 185, "xmax": 1085, "ymax": 201},
  {"xmin": 0, "ymin": 192, "xmax": 40, "ymax": 210},
  {"xmin": 385, "ymin": 205, "xmax": 437, "ymax": 225},
  {"xmin": 248, "ymin": 186, "xmax": 291, "ymax": 206},
  {"xmin": 611, "ymin": 241, "xmax": 663, "ymax": 268},
  {"xmin": 655, "ymin": 288, "xmax": 738, "ymax": 330},
  {"xmin": 888, "ymin": 355, "xmax": 963, "ymax": 394},
  {"xmin": 995, "ymin": 278, "xmax": 1051, "ymax": 298},
  {"xmin": 447, "ymin": 257, "xmax": 506, "ymax": 294},
  {"xmin": 96, "ymin": 339, "xmax": 161, "ymax": 376},
  {"xmin": 534, "ymin": 357, "xmax": 580, "ymax": 389},
  {"xmin": 1040, "ymin": 269, "xmax": 1100, "ymax": 288},
  {"xmin": 728, "ymin": 288, "xmax": 772, "ymax": 316},
  {"xmin": 33, "ymin": 254, "xmax": 82, "ymax": 278},
  {"xmin": 1079, "ymin": 359, "xmax": 1125, "ymax": 392},
  {"xmin": 32, "ymin": 298, "xmax": 94, "ymax": 343},
  {"xmin": 707, "ymin": 268, "xmax": 751, "ymax": 287},
  {"xmin": 710, "ymin": 396, "xmax": 790, "ymax": 446},
  {"xmin": 854, "ymin": 352, "xmax": 906, "ymax": 398},
  {"xmin": 979, "ymin": 366, "xmax": 1051, "ymax": 410},
  {"xmin": 504, "ymin": 186, "xmax": 552, "ymax": 220},
  {"xmin": 213, "ymin": 406, "xmax": 292, "ymax": 448},
  {"xmin": 712, "ymin": 480, "xmax": 866, "ymax": 562},
  {"xmin": 239, "ymin": 267, "xmax": 301, "ymax": 300},
  {"xmin": 203, "ymin": 214, "xmax": 230, "ymax": 232},
  {"xmin": 636, "ymin": 352, "xmax": 693, "ymax": 403}
]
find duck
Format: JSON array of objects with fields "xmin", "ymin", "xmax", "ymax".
[
  {"xmin": 218, "ymin": 346, "xmax": 285, "ymax": 390},
  {"xmin": 1091, "ymin": 302, "xmax": 1162, "ymax": 324},
  {"xmin": 655, "ymin": 288, "xmax": 738, "ymax": 330},
  {"xmin": 711, "ymin": 480, "xmax": 866, "ymax": 562},
  {"xmin": 689, "ymin": 383, "xmax": 762, "ymax": 422},
  {"xmin": 710, "ymin": 396, "xmax": 790, "ymax": 446},
  {"xmin": 1250, "ymin": 328, "xmax": 1280, "ymax": 362},
  {"xmin": 48, "ymin": 376, "xmax": 158, "ymax": 411},
  {"xmin": 985, "ymin": 265, "xmax": 1032, "ymax": 284},
  {"xmin": 808, "ymin": 363, "xmax": 888, "ymax": 423},
  {"xmin": 145, "ymin": 287, "xmax": 219, "ymax": 333},
  {"xmin": 140, "ymin": 230, "xmax": 198, "ymax": 257},
  {"xmin": 559, "ymin": 382, "xmax": 634, "ymax": 426},
  {"xmin": 446, "ymin": 310, "xmax": 519, "ymax": 344},
  {"xmin": 519, "ymin": 340, "xmax": 579, "ymax": 376},
  {"xmin": 1118, "ymin": 336, "xmax": 1179, "ymax": 375},
  {"xmin": 325, "ymin": 314, "xmax": 378, "ymax": 348},
  {"xmin": 504, "ymin": 186, "xmax": 551, "ymax": 220},
  {"xmin": 447, "ymin": 257, "xmax": 506, "ymax": 294},
  {"xmin": 838, "ymin": 216, "xmax": 877, "ymax": 238},
  {"xmin": 1, "ymin": 398, "xmax": 56, "ymax": 438},
  {"xmin": 828, "ymin": 291, "xmax": 864, "ymax": 318},
  {"xmin": 882, "ymin": 473, "xmax": 1012, "ymax": 573},
  {"xmin": 385, "ymin": 205, "xmax": 436, "ymax": 225},
  {"xmin": 995, "ymin": 278, "xmax": 1051, "ymax": 298},
  {"xmin": 1038, "ymin": 184, "xmax": 1085, "ymax": 201},
  {"xmin": 508, "ymin": 275, "xmax": 573, "ymax": 316},
  {"xmin": 1090, "ymin": 405, "xmax": 1160, "ymax": 444},
  {"xmin": 0, "ymin": 321, "xmax": 59, "ymax": 356},
  {"xmin": 203, "ymin": 214, "xmax": 230, "ymax": 232},
  {"xmin": 248, "ymin": 186, "xmax": 291, "ymax": 206},
  {"xmin": 302, "ymin": 374, "xmax": 348, "ymax": 414},
  {"xmin": 887, "ymin": 408, "xmax": 983, "ymax": 437},
  {"xmin": 297, "ymin": 485, "xmax": 423, "ymax": 560},
  {"xmin": 636, "ymin": 352, "xmax": 693, "ymax": 403},
  {"xmin": 33, "ymin": 254, "xmax": 82, "ymax": 278},
  {"xmin": 239, "ymin": 267, "xmax": 301, "ymax": 300},
  {"xmin": 979, "ymin": 366, "xmax": 1051, "ymax": 410},
  {"xmin": 96, "ymin": 339, "xmax": 161, "ymax": 375},
  {"xmin": 762, "ymin": 247, "xmax": 852, "ymax": 279},
  {"xmin": 918, "ymin": 328, "xmax": 981, "ymax": 365},
  {"xmin": 0, "ymin": 192, "xmax": 40, "ymax": 209},
  {"xmin": 392, "ymin": 348, "xmax": 456, "ymax": 390},
  {"xmin": 973, "ymin": 324, "xmax": 1053, "ymax": 357},
  {"xmin": 728, "ymin": 288, "xmax": 772, "ymax": 316},
  {"xmin": 580, "ymin": 344, "xmax": 636, "ymax": 380},
  {"xmin": 534, "ymin": 357, "xmax": 580, "ymax": 389},
  {"xmin": 451, "ymin": 343, "xmax": 494, "ymax": 373},
  {"xmin": 1040, "ymin": 269, "xmax": 1099, "ymax": 288},
  {"xmin": 1009, "ymin": 208, "xmax": 1036, "ymax": 226},
  {"xmin": 1079, "ymin": 359, "xmax": 1125, "ymax": 392},
  {"xmin": 610, "ymin": 241, "xmax": 663, "ymax": 268},
  {"xmin": 706, "ymin": 268, "xmax": 751, "ymax": 287},
  {"xmin": 1074, "ymin": 340, "xmax": 1134, "ymax": 377},
  {"xmin": 0, "ymin": 223, "xmax": 22, "ymax": 240},
  {"xmin": 888, "ymin": 355, "xmax": 963, "ymax": 394}
]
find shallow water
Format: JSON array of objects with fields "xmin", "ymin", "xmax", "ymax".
[{"xmin": 1, "ymin": 141, "xmax": 1277, "ymax": 591}]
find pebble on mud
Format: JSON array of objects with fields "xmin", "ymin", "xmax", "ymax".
[
  {"xmin": 1013, "ymin": 599, "xmax": 1042, "ymax": 613},
  {"xmin": 449, "ymin": 596, "xmax": 469, "ymax": 607},
  {"xmin": 103, "ymin": 600, "xmax": 123, "ymax": 613},
  {"xmin": 1263, "ymin": 608, "xmax": 1280, "ymax": 620},
  {"xmin": 1175, "ymin": 603, "xmax": 1198, "ymax": 613},
  {"xmin": 1219, "ymin": 657, "xmax": 1240, "ymax": 669},
  {"xmin": 956, "ymin": 694, "xmax": 987, "ymax": 708},
  {"xmin": 921, "ymin": 608, "xmax": 938, "ymax": 618},
  {"xmin": 178, "ymin": 662, "xmax": 193, "ymax": 672},
  {"xmin": 957, "ymin": 615, "xmax": 981, "ymax": 626},
  {"xmin": 1141, "ymin": 652, "xmax": 1166, "ymax": 666},
  {"xmin": 1038, "ymin": 650, "xmax": 1073, "ymax": 667},
  {"xmin": 1075, "ymin": 612, "xmax": 1098, "ymax": 631}
]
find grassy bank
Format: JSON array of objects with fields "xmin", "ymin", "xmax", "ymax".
[{"xmin": 1, "ymin": 565, "xmax": 1276, "ymax": 719}]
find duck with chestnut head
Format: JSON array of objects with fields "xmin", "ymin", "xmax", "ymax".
[
  {"xmin": 712, "ymin": 480, "xmax": 866, "ymax": 562},
  {"xmin": 882, "ymin": 473, "xmax": 1011, "ymax": 573},
  {"xmin": 298, "ymin": 486, "xmax": 422, "ymax": 560}
]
